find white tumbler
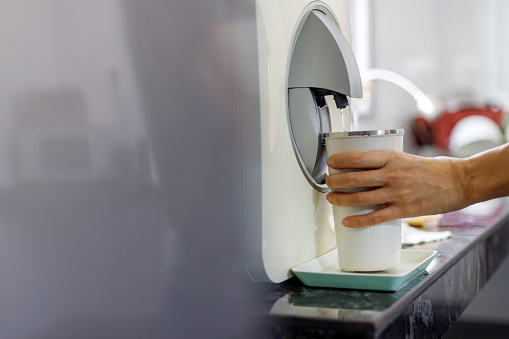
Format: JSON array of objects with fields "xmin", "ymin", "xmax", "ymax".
[{"xmin": 325, "ymin": 129, "xmax": 404, "ymax": 272}]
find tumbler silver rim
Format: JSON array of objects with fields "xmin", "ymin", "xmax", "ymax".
[{"xmin": 324, "ymin": 129, "xmax": 404, "ymax": 138}]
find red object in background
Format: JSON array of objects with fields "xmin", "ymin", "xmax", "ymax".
[
  {"xmin": 413, "ymin": 116, "xmax": 433, "ymax": 147},
  {"xmin": 430, "ymin": 105, "xmax": 503, "ymax": 150}
]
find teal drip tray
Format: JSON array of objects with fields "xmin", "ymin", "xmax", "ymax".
[{"xmin": 292, "ymin": 249, "xmax": 437, "ymax": 292}]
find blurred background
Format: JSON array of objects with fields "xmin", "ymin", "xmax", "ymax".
[
  {"xmin": 349, "ymin": 1, "xmax": 509, "ymax": 337},
  {"xmin": 350, "ymin": 0, "xmax": 508, "ymax": 157}
]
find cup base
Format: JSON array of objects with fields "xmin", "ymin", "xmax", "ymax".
[{"xmin": 339, "ymin": 263, "xmax": 399, "ymax": 273}]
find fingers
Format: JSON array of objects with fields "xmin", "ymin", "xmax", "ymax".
[
  {"xmin": 342, "ymin": 206, "xmax": 396, "ymax": 228},
  {"xmin": 326, "ymin": 189, "xmax": 387, "ymax": 207},
  {"xmin": 326, "ymin": 190, "xmax": 400, "ymax": 228},
  {"xmin": 325, "ymin": 150, "xmax": 412, "ymax": 227},
  {"xmin": 326, "ymin": 170, "xmax": 385, "ymax": 190},
  {"xmin": 327, "ymin": 151, "xmax": 392, "ymax": 170}
]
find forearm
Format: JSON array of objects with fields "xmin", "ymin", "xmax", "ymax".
[{"xmin": 458, "ymin": 143, "xmax": 509, "ymax": 206}]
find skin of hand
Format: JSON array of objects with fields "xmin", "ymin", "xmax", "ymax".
[{"xmin": 325, "ymin": 143, "xmax": 509, "ymax": 228}]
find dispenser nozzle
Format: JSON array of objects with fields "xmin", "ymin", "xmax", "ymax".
[
  {"xmin": 333, "ymin": 93, "xmax": 349, "ymax": 109},
  {"xmin": 311, "ymin": 88, "xmax": 349, "ymax": 109}
]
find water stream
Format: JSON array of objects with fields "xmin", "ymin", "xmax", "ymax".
[{"xmin": 340, "ymin": 108, "xmax": 351, "ymax": 132}]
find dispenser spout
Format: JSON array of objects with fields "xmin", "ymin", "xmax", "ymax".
[
  {"xmin": 311, "ymin": 88, "xmax": 349, "ymax": 110},
  {"xmin": 333, "ymin": 93, "xmax": 349, "ymax": 110}
]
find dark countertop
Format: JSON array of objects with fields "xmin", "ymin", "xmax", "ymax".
[{"xmin": 250, "ymin": 198, "xmax": 509, "ymax": 338}]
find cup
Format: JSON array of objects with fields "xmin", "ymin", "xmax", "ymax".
[{"xmin": 324, "ymin": 129, "xmax": 404, "ymax": 272}]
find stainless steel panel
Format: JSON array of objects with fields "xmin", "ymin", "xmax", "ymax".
[{"xmin": 0, "ymin": 1, "xmax": 255, "ymax": 338}]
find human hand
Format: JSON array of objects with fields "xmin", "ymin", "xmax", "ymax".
[{"xmin": 325, "ymin": 151, "xmax": 465, "ymax": 228}]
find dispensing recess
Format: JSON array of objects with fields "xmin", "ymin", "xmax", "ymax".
[{"xmin": 287, "ymin": 8, "xmax": 363, "ymax": 192}]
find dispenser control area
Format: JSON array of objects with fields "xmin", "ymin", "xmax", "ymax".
[{"xmin": 286, "ymin": 7, "xmax": 362, "ymax": 191}]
